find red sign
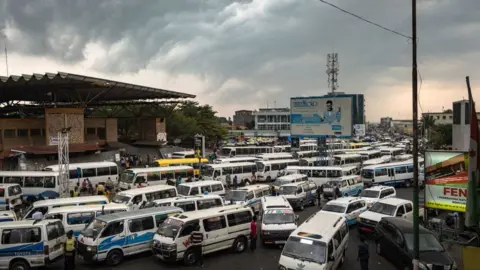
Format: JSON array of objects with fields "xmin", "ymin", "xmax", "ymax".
[{"xmin": 443, "ymin": 187, "xmax": 467, "ymax": 198}]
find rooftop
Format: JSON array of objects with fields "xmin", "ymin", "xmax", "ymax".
[{"xmin": 0, "ymin": 72, "xmax": 195, "ymax": 107}]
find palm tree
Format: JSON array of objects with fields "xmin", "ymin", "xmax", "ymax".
[{"xmin": 420, "ymin": 114, "xmax": 436, "ymax": 141}]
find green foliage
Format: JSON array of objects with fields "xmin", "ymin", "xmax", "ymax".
[
  {"xmin": 94, "ymin": 101, "xmax": 228, "ymax": 144},
  {"xmin": 430, "ymin": 124, "xmax": 452, "ymax": 148}
]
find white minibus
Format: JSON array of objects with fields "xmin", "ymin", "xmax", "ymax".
[
  {"xmin": 229, "ymin": 184, "xmax": 271, "ymax": 214},
  {"xmin": 256, "ymin": 159, "xmax": 300, "ymax": 182},
  {"xmin": 362, "ymin": 156, "xmax": 391, "ymax": 167},
  {"xmin": 119, "ymin": 166, "xmax": 194, "ymax": 190},
  {"xmin": 112, "ymin": 185, "xmax": 178, "ymax": 208},
  {"xmin": 0, "ymin": 219, "xmax": 66, "ymax": 270},
  {"xmin": 256, "ymin": 152, "xmax": 294, "ymax": 161},
  {"xmin": 333, "ymin": 154, "xmax": 363, "ymax": 168},
  {"xmin": 170, "ymin": 150, "xmax": 195, "ymax": 159},
  {"xmin": 285, "ymin": 166, "xmax": 343, "ymax": 186},
  {"xmin": 361, "ymin": 160, "xmax": 422, "ymax": 187},
  {"xmin": 299, "ymin": 157, "xmax": 332, "ymax": 167},
  {"xmin": 358, "ymin": 150, "xmax": 382, "ymax": 161},
  {"xmin": 152, "ymin": 206, "xmax": 253, "ymax": 265},
  {"xmin": 299, "ymin": 143, "xmax": 317, "ymax": 152},
  {"xmin": 380, "ymin": 147, "xmax": 404, "ymax": 158},
  {"xmin": 201, "ymin": 162, "xmax": 257, "ymax": 185},
  {"xmin": 213, "ymin": 157, "xmax": 259, "ymax": 164},
  {"xmin": 274, "ymin": 145, "xmax": 291, "ymax": 153},
  {"xmin": 0, "ymin": 184, "xmax": 23, "ymax": 210},
  {"xmin": 78, "ymin": 206, "xmax": 183, "ymax": 265},
  {"xmin": 44, "ymin": 161, "xmax": 118, "ymax": 187},
  {"xmin": 22, "ymin": 196, "xmax": 109, "ymax": 220},
  {"xmin": 44, "ymin": 204, "xmax": 128, "ymax": 237},
  {"xmin": 176, "ymin": 181, "xmax": 226, "ymax": 197},
  {"xmin": 150, "ymin": 194, "xmax": 224, "ymax": 212},
  {"xmin": 220, "ymin": 146, "xmax": 274, "ymax": 157},
  {"xmin": 0, "ymin": 171, "xmax": 58, "ymax": 203}
]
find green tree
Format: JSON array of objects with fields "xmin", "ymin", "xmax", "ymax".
[
  {"xmin": 430, "ymin": 124, "xmax": 452, "ymax": 149},
  {"xmin": 420, "ymin": 114, "xmax": 436, "ymax": 130}
]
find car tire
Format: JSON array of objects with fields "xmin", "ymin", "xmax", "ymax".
[
  {"xmin": 232, "ymin": 236, "xmax": 247, "ymax": 253},
  {"xmin": 183, "ymin": 248, "xmax": 198, "ymax": 266},
  {"xmin": 404, "ymin": 180, "xmax": 411, "ymax": 188},
  {"xmin": 10, "ymin": 260, "xmax": 30, "ymax": 270},
  {"xmin": 106, "ymin": 249, "xmax": 124, "ymax": 266}
]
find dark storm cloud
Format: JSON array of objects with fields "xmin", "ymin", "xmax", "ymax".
[{"xmin": 1, "ymin": 0, "xmax": 479, "ymax": 112}]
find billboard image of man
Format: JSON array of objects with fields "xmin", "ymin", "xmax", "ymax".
[{"xmin": 323, "ymin": 100, "xmax": 341, "ymax": 124}]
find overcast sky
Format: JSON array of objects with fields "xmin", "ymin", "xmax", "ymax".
[{"xmin": 1, "ymin": 0, "xmax": 479, "ymax": 121}]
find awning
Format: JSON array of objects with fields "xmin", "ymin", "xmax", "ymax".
[{"xmin": 0, "ymin": 143, "xmax": 101, "ymax": 157}]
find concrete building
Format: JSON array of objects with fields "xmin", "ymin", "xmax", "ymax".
[
  {"xmin": 380, "ymin": 117, "xmax": 393, "ymax": 128},
  {"xmin": 422, "ymin": 112, "xmax": 453, "ymax": 125},
  {"xmin": 253, "ymin": 108, "xmax": 290, "ymax": 131},
  {"xmin": 233, "ymin": 110, "xmax": 254, "ymax": 127},
  {"xmin": 392, "ymin": 120, "xmax": 414, "ymax": 135}
]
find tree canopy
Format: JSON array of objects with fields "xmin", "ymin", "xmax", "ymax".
[
  {"xmin": 93, "ymin": 101, "xmax": 227, "ymax": 146},
  {"xmin": 420, "ymin": 115, "xmax": 452, "ymax": 148}
]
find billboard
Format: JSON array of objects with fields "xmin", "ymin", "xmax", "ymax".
[
  {"xmin": 290, "ymin": 95, "xmax": 353, "ymax": 138},
  {"xmin": 424, "ymin": 151, "xmax": 468, "ymax": 212}
]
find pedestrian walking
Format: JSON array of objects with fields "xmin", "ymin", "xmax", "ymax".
[
  {"xmin": 270, "ymin": 185, "xmax": 276, "ymax": 196},
  {"xmin": 188, "ymin": 224, "xmax": 204, "ymax": 267},
  {"xmin": 250, "ymin": 215, "xmax": 257, "ymax": 252},
  {"xmin": 357, "ymin": 235, "xmax": 369, "ymax": 270},
  {"xmin": 317, "ymin": 184, "xmax": 323, "ymax": 206},
  {"xmin": 64, "ymin": 230, "xmax": 76, "ymax": 270},
  {"xmin": 233, "ymin": 175, "xmax": 238, "ymax": 190}
]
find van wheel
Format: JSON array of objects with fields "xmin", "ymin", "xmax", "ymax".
[
  {"xmin": 404, "ymin": 180, "xmax": 411, "ymax": 188},
  {"xmin": 232, "ymin": 236, "xmax": 247, "ymax": 253},
  {"xmin": 244, "ymin": 180, "xmax": 251, "ymax": 186},
  {"xmin": 183, "ymin": 249, "xmax": 198, "ymax": 266},
  {"xmin": 106, "ymin": 249, "xmax": 124, "ymax": 266},
  {"xmin": 10, "ymin": 259, "xmax": 30, "ymax": 270},
  {"xmin": 266, "ymin": 176, "xmax": 271, "ymax": 182}
]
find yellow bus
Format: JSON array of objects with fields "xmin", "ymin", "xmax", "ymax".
[
  {"xmin": 349, "ymin": 142, "xmax": 371, "ymax": 149},
  {"xmin": 155, "ymin": 158, "xmax": 208, "ymax": 176}
]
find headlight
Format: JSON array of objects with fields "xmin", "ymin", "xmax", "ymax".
[
  {"xmin": 278, "ymin": 265, "xmax": 286, "ymax": 270},
  {"xmin": 86, "ymin": 246, "xmax": 97, "ymax": 252},
  {"xmin": 152, "ymin": 240, "xmax": 159, "ymax": 247},
  {"xmin": 164, "ymin": 243, "xmax": 177, "ymax": 251}
]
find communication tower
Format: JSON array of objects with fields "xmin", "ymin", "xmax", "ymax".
[
  {"xmin": 326, "ymin": 53, "xmax": 339, "ymax": 95},
  {"xmin": 57, "ymin": 128, "xmax": 71, "ymax": 198}
]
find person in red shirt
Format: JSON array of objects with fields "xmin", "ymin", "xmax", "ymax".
[{"xmin": 250, "ymin": 215, "xmax": 257, "ymax": 252}]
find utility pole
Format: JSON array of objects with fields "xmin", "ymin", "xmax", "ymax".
[
  {"xmin": 57, "ymin": 128, "xmax": 71, "ymax": 198},
  {"xmin": 326, "ymin": 53, "xmax": 339, "ymax": 95},
  {"xmin": 411, "ymin": 0, "xmax": 420, "ymax": 269}
]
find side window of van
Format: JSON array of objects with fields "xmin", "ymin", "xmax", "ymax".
[
  {"xmin": 197, "ymin": 199, "xmax": 222, "ymax": 210},
  {"xmin": 132, "ymin": 195, "xmax": 142, "ymax": 205},
  {"xmin": 227, "ymin": 211, "xmax": 252, "ymax": 227},
  {"xmin": 190, "ymin": 188, "xmax": 199, "ymax": 195},
  {"xmin": 332, "ymin": 230, "xmax": 342, "ymax": 249},
  {"xmin": 201, "ymin": 185, "xmax": 212, "ymax": 194},
  {"xmin": 129, "ymin": 216, "xmax": 155, "ymax": 233},
  {"xmin": 327, "ymin": 241, "xmax": 333, "ymax": 256},
  {"xmin": 339, "ymin": 223, "xmax": 348, "ymax": 239},
  {"xmin": 203, "ymin": 216, "xmax": 227, "ymax": 232},
  {"xmin": 2, "ymin": 227, "xmax": 42, "ymax": 244},
  {"xmin": 101, "ymin": 221, "xmax": 124, "ymax": 238},
  {"xmin": 296, "ymin": 186, "xmax": 303, "ymax": 194},
  {"xmin": 47, "ymin": 222, "xmax": 65, "ymax": 241},
  {"xmin": 245, "ymin": 192, "xmax": 254, "ymax": 201},
  {"xmin": 155, "ymin": 214, "xmax": 169, "ymax": 226},
  {"xmin": 174, "ymin": 201, "xmax": 196, "ymax": 212},
  {"xmin": 254, "ymin": 190, "xmax": 263, "ymax": 198},
  {"xmin": 179, "ymin": 221, "xmax": 199, "ymax": 237},
  {"xmin": 46, "ymin": 214, "xmax": 64, "ymax": 221},
  {"xmin": 379, "ymin": 190, "xmax": 389, "ymax": 198},
  {"xmin": 67, "ymin": 212, "xmax": 95, "ymax": 225},
  {"xmin": 211, "ymin": 184, "xmax": 224, "ymax": 192}
]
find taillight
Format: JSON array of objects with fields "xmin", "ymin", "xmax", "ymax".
[{"xmin": 44, "ymin": 245, "xmax": 49, "ymax": 255}]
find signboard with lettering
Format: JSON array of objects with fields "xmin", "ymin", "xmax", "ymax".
[{"xmin": 424, "ymin": 151, "xmax": 468, "ymax": 212}]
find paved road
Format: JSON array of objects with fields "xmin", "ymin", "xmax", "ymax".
[{"xmin": 45, "ymin": 188, "xmax": 443, "ymax": 270}]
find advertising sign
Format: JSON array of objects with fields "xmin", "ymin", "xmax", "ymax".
[
  {"xmin": 353, "ymin": 124, "xmax": 366, "ymax": 137},
  {"xmin": 290, "ymin": 95, "xmax": 353, "ymax": 138},
  {"xmin": 424, "ymin": 151, "xmax": 468, "ymax": 212}
]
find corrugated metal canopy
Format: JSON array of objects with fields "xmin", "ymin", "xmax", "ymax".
[{"xmin": 0, "ymin": 72, "xmax": 195, "ymax": 103}]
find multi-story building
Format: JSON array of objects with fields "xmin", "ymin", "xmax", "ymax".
[
  {"xmin": 254, "ymin": 108, "xmax": 291, "ymax": 131},
  {"xmin": 233, "ymin": 110, "xmax": 254, "ymax": 127},
  {"xmin": 380, "ymin": 117, "xmax": 393, "ymax": 129},
  {"xmin": 452, "ymin": 100, "xmax": 480, "ymax": 151},
  {"xmin": 392, "ymin": 120, "xmax": 414, "ymax": 135},
  {"xmin": 422, "ymin": 112, "xmax": 453, "ymax": 125}
]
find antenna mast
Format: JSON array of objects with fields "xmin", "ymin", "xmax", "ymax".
[
  {"xmin": 4, "ymin": 40, "xmax": 8, "ymax": 76},
  {"xmin": 326, "ymin": 53, "xmax": 339, "ymax": 95}
]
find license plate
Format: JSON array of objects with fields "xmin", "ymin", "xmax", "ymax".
[{"xmin": 275, "ymin": 241, "xmax": 286, "ymax": 244}]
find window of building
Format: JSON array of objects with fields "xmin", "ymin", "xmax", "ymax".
[
  {"xmin": 86, "ymin": 128, "xmax": 96, "ymax": 135},
  {"xmin": 442, "ymin": 116, "xmax": 446, "ymax": 120},
  {"xmin": 4, "ymin": 129, "xmax": 16, "ymax": 138},
  {"xmin": 453, "ymin": 103, "xmax": 461, "ymax": 125},
  {"xmin": 30, "ymin": 129, "xmax": 41, "ymax": 136},
  {"xmin": 465, "ymin": 103, "xmax": 471, "ymax": 125},
  {"xmin": 17, "ymin": 129, "xmax": 28, "ymax": 137},
  {"xmin": 97, "ymin": 128, "xmax": 106, "ymax": 139}
]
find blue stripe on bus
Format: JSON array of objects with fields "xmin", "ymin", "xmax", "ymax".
[{"xmin": 0, "ymin": 242, "xmax": 44, "ymax": 257}]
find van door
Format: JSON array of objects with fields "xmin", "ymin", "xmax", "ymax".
[
  {"xmin": 202, "ymin": 215, "xmax": 228, "ymax": 252},
  {"xmin": 387, "ymin": 168, "xmax": 395, "ymax": 184},
  {"xmin": 46, "ymin": 221, "xmax": 66, "ymax": 261},
  {"xmin": 126, "ymin": 216, "xmax": 156, "ymax": 255},
  {"xmin": 97, "ymin": 220, "xmax": 126, "ymax": 255}
]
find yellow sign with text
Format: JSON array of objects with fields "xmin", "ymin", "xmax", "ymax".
[{"xmin": 425, "ymin": 201, "xmax": 466, "ymax": 212}]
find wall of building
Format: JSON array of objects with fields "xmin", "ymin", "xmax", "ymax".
[
  {"xmin": 422, "ymin": 112, "xmax": 453, "ymax": 125},
  {"xmin": 233, "ymin": 110, "xmax": 254, "ymax": 127},
  {"xmin": 139, "ymin": 118, "xmax": 165, "ymax": 141},
  {"xmin": 45, "ymin": 108, "xmax": 85, "ymax": 145}
]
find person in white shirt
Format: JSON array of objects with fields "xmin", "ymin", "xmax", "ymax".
[{"xmin": 32, "ymin": 210, "xmax": 43, "ymax": 220}]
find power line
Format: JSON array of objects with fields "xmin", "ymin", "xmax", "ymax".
[{"xmin": 318, "ymin": 0, "xmax": 412, "ymax": 40}]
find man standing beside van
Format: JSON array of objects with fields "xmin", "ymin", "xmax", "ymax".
[
  {"xmin": 357, "ymin": 235, "xmax": 369, "ymax": 270},
  {"xmin": 64, "ymin": 230, "xmax": 76, "ymax": 270},
  {"xmin": 189, "ymin": 224, "xmax": 204, "ymax": 267}
]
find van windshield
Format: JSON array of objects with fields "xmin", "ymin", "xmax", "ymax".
[
  {"xmin": 156, "ymin": 218, "xmax": 184, "ymax": 239},
  {"xmin": 8, "ymin": 185, "xmax": 22, "ymax": 196},
  {"xmin": 112, "ymin": 195, "xmax": 131, "ymax": 204},
  {"xmin": 361, "ymin": 169, "xmax": 375, "ymax": 179},
  {"xmin": 273, "ymin": 179, "xmax": 290, "ymax": 187},
  {"xmin": 202, "ymin": 167, "xmax": 215, "ymax": 178},
  {"xmin": 120, "ymin": 172, "xmax": 135, "ymax": 183},
  {"xmin": 282, "ymin": 236, "xmax": 326, "ymax": 264},
  {"xmin": 230, "ymin": 190, "xmax": 247, "ymax": 202},
  {"xmin": 322, "ymin": 204, "xmax": 346, "ymax": 213},
  {"xmin": 83, "ymin": 219, "xmax": 107, "ymax": 238},
  {"xmin": 369, "ymin": 202, "xmax": 396, "ymax": 216},
  {"xmin": 360, "ymin": 190, "xmax": 380, "ymax": 198},
  {"xmin": 263, "ymin": 212, "xmax": 295, "ymax": 224},
  {"xmin": 279, "ymin": 186, "xmax": 297, "ymax": 195},
  {"xmin": 177, "ymin": 185, "xmax": 191, "ymax": 196}
]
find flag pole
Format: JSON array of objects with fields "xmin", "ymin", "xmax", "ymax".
[{"xmin": 466, "ymin": 76, "xmax": 479, "ymax": 236}]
